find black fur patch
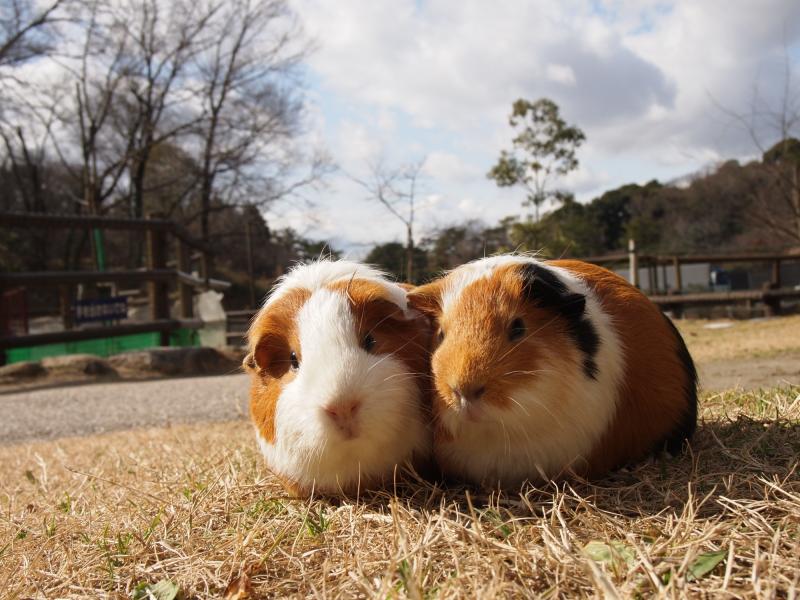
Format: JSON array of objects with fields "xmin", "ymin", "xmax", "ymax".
[
  {"xmin": 660, "ymin": 314, "xmax": 698, "ymax": 454},
  {"xmin": 519, "ymin": 263, "xmax": 600, "ymax": 379}
]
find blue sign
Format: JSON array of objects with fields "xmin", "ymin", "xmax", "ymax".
[{"xmin": 73, "ymin": 296, "xmax": 128, "ymax": 324}]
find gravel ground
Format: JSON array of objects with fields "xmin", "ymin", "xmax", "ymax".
[
  {"xmin": 0, "ymin": 374, "xmax": 249, "ymax": 445},
  {"xmin": 1, "ymin": 351, "xmax": 796, "ymax": 445}
]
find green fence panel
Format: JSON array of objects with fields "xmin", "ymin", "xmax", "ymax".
[{"xmin": 5, "ymin": 328, "xmax": 200, "ymax": 364}]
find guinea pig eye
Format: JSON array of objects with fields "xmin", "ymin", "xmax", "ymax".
[
  {"xmin": 437, "ymin": 329, "xmax": 445, "ymax": 343},
  {"xmin": 362, "ymin": 333, "xmax": 376, "ymax": 352},
  {"xmin": 289, "ymin": 350, "xmax": 300, "ymax": 371},
  {"xmin": 509, "ymin": 317, "xmax": 526, "ymax": 342}
]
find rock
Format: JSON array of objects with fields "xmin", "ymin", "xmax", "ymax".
[
  {"xmin": 0, "ymin": 361, "xmax": 47, "ymax": 381},
  {"xmin": 41, "ymin": 354, "xmax": 116, "ymax": 377},
  {"xmin": 183, "ymin": 347, "xmax": 241, "ymax": 375},
  {"xmin": 108, "ymin": 348, "xmax": 178, "ymax": 375},
  {"xmin": 109, "ymin": 347, "xmax": 241, "ymax": 377}
]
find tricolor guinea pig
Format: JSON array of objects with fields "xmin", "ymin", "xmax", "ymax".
[
  {"xmin": 244, "ymin": 260, "xmax": 432, "ymax": 496},
  {"xmin": 407, "ymin": 255, "xmax": 697, "ymax": 487}
]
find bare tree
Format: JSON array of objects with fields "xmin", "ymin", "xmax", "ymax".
[
  {"xmin": 2, "ymin": 0, "xmax": 322, "ymax": 274},
  {"xmin": 190, "ymin": 0, "xmax": 315, "ymax": 244},
  {"xmin": 0, "ymin": 0, "xmax": 66, "ymax": 68},
  {"xmin": 114, "ymin": 0, "xmax": 219, "ymax": 220},
  {"xmin": 353, "ymin": 157, "xmax": 426, "ymax": 282},
  {"xmin": 67, "ymin": 2, "xmax": 131, "ymax": 217},
  {"xmin": 715, "ymin": 49, "xmax": 800, "ymax": 244}
]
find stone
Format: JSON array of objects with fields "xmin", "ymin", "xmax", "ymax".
[
  {"xmin": 41, "ymin": 354, "xmax": 116, "ymax": 376},
  {"xmin": 109, "ymin": 347, "xmax": 240, "ymax": 377},
  {"xmin": 0, "ymin": 361, "xmax": 47, "ymax": 381}
]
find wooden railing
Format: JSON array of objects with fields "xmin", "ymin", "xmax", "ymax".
[
  {"xmin": 579, "ymin": 243, "xmax": 800, "ymax": 316},
  {"xmin": 0, "ymin": 212, "xmax": 231, "ymax": 357}
]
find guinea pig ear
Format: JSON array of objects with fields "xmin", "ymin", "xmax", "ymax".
[
  {"xmin": 406, "ymin": 280, "xmax": 444, "ymax": 317},
  {"xmin": 250, "ymin": 330, "xmax": 293, "ymax": 379},
  {"xmin": 519, "ymin": 263, "xmax": 586, "ymax": 318},
  {"xmin": 242, "ymin": 352, "xmax": 257, "ymax": 372}
]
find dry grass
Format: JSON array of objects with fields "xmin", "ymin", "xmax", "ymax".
[
  {"xmin": 1, "ymin": 386, "xmax": 799, "ymax": 599},
  {"xmin": 676, "ymin": 314, "xmax": 800, "ymax": 362}
]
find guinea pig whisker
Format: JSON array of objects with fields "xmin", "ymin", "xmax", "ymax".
[
  {"xmin": 504, "ymin": 394, "xmax": 531, "ymax": 417},
  {"xmin": 489, "ymin": 412, "xmax": 512, "ymax": 458},
  {"xmin": 363, "ymin": 309, "xmax": 403, "ymax": 339},
  {"xmin": 366, "ymin": 351, "xmax": 398, "ymax": 373},
  {"xmin": 366, "ymin": 335, "xmax": 427, "ymax": 373},
  {"xmin": 382, "ymin": 372, "xmax": 415, "ymax": 382},
  {"xmin": 525, "ymin": 396, "xmax": 565, "ymax": 431},
  {"xmin": 503, "ymin": 369, "xmax": 556, "ymax": 377}
]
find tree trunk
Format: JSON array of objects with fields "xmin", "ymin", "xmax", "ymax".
[
  {"xmin": 793, "ymin": 163, "xmax": 800, "ymax": 243},
  {"xmin": 200, "ymin": 174, "xmax": 212, "ymax": 244},
  {"xmin": 405, "ymin": 224, "xmax": 414, "ymax": 283},
  {"xmin": 199, "ymin": 114, "xmax": 218, "ymax": 245}
]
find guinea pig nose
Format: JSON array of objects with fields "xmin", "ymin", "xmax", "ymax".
[
  {"xmin": 452, "ymin": 384, "xmax": 486, "ymax": 404},
  {"xmin": 323, "ymin": 400, "xmax": 362, "ymax": 436}
]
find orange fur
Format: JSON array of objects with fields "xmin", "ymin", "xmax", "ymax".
[
  {"xmin": 248, "ymin": 288, "xmax": 309, "ymax": 444},
  {"xmin": 428, "ymin": 264, "xmax": 576, "ymax": 413},
  {"xmin": 327, "ymin": 279, "xmax": 433, "ymax": 415}
]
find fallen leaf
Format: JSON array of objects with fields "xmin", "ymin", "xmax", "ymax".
[
  {"xmin": 583, "ymin": 540, "xmax": 636, "ymax": 570},
  {"xmin": 132, "ymin": 579, "xmax": 181, "ymax": 600},
  {"xmin": 686, "ymin": 550, "xmax": 726, "ymax": 582},
  {"xmin": 223, "ymin": 573, "xmax": 253, "ymax": 600}
]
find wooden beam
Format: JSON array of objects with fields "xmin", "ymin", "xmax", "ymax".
[
  {"xmin": 0, "ymin": 212, "xmax": 212, "ymax": 252},
  {"xmin": 650, "ymin": 288, "xmax": 800, "ymax": 306},
  {"xmin": 0, "ymin": 270, "xmax": 175, "ymax": 286}
]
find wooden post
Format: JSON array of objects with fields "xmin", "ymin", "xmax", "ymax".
[
  {"xmin": 653, "ymin": 262, "xmax": 660, "ymax": 294},
  {"xmin": 146, "ymin": 215, "xmax": 170, "ymax": 345},
  {"xmin": 245, "ymin": 219, "xmax": 256, "ymax": 309},
  {"xmin": 672, "ymin": 256, "xmax": 682, "ymax": 292},
  {"xmin": 771, "ymin": 259, "xmax": 781, "ymax": 288},
  {"xmin": 200, "ymin": 251, "xmax": 210, "ymax": 288},
  {"xmin": 59, "ymin": 284, "xmax": 74, "ymax": 330},
  {"xmin": 647, "ymin": 264, "xmax": 655, "ymax": 294},
  {"xmin": 628, "ymin": 239, "xmax": 639, "ymax": 288},
  {"xmin": 671, "ymin": 256, "xmax": 683, "ymax": 317},
  {"xmin": 764, "ymin": 295, "xmax": 781, "ymax": 317},
  {"xmin": 176, "ymin": 239, "xmax": 193, "ymax": 319}
]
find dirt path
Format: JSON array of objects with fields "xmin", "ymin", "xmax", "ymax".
[
  {"xmin": 0, "ymin": 374, "xmax": 249, "ymax": 445},
  {"xmin": 2, "ymin": 355, "xmax": 796, "ymax": 446},
  {"xmin": 698, "ymin": 351, "xmax": 800, "ymax": 392}
]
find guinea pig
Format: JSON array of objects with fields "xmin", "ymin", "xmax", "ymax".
[
  {"xmin": 406, "ymin": 255, "xmax": 697, "ymax": 488},
  {"xmin": 244, "ymin": 259, "xmax": 432, "ymax": 496}
]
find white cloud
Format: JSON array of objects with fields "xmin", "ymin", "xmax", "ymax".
[
  {"xmin": 285, "ymin": 0, "xmax": 800, "ymax": 250},
  {"xmin": 423, "ymin": 152, "xmax": 480, "ymax": 183},
  {"xmin": 545, "ymin": 64, "xmax": 577, "ymax": 86}
]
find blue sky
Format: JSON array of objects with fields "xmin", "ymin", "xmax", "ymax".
[{"xmin": 274, "ymin": 0, "xmax": 800, "ymax": 256}]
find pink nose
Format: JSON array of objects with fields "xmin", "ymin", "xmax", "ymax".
[{"xmin": 323, "ymin": 400, "xmax": 362, "ymax": 438}]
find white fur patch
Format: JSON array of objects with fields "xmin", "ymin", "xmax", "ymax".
[
  {"xmin": 440, "ymin": 255, "xmax": 533, "ymax": 313},
  {"xmin": 434, "ymin": 255, "xmax": 626, "ymax": 486},
  {"xmin": 264, "ymin": 259, "xmax": 408, "ymax": 314},
  {"xmin": 254, "ymin": 286, "xmax": 430, "ymax": 493}
]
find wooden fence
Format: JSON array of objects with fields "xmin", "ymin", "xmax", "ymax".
[
  {"xmin": 582, "ymin": 242, "xmax": 800, "ymax": 316},
  {"xmin": 0, "ymin": 212, "xmax": 230, "ymax": 359}
]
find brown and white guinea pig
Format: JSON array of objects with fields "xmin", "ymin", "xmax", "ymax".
[
  {"xmin": 407, "ymin": 255, "xmax": 697, "ymax": 488},
  {"xmin": 244, "ymin": 259, "xmax": 432, "ymax": 496}
]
